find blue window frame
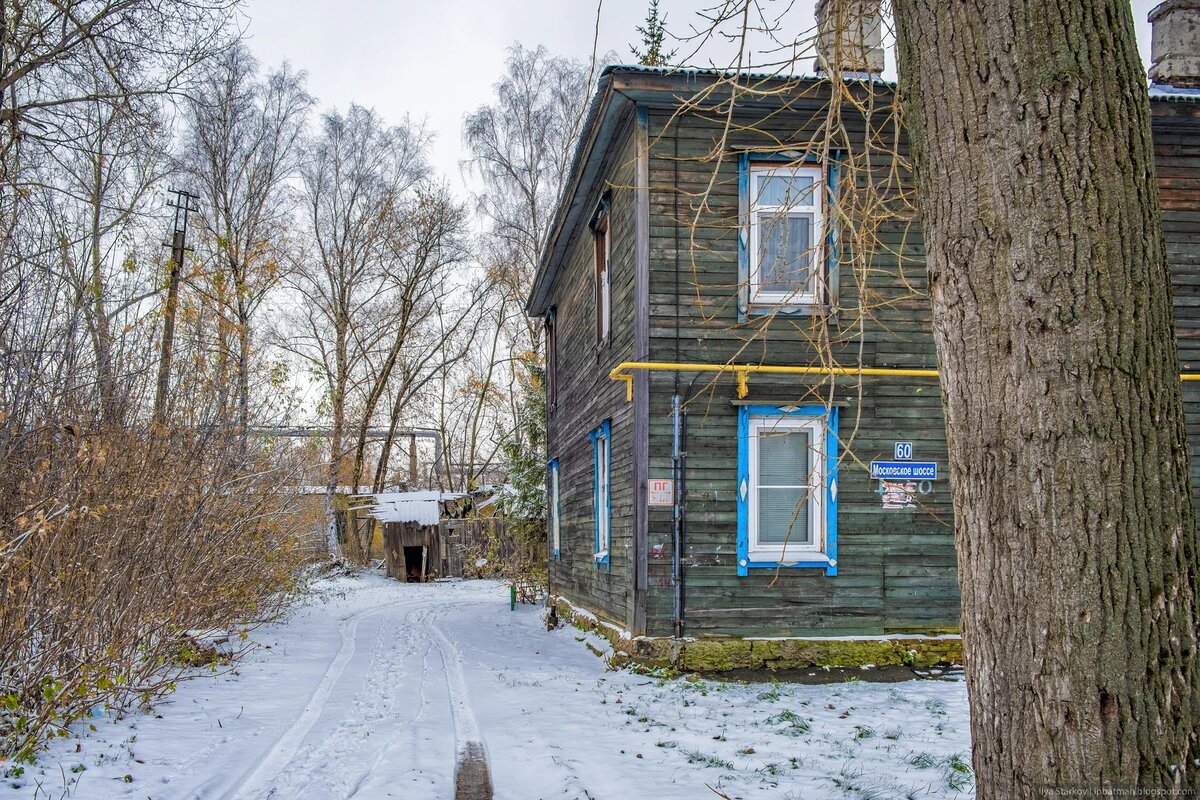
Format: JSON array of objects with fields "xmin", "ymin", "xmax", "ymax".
[
  {"xmin": 737, "ymin": 405, "xmax": 838, "ymax": 576},
  {"xmin": 548, "ymin": 458, "xmax": 561, "ymax": 560},
  {"xmin": 589, "ymin": 420, "xmax": 611, "ymax": 570},
  {"xmin": 737, "ymin": 152, "xmax": 840, "ymax": 321}
]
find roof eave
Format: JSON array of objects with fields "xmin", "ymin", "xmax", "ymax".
[{"xmin": 526, "ymin": 73, "xmax": 623, "ymax": 317}]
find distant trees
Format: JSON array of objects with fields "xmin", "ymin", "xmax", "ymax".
[
  {"xmin": 181, "ymin": 43, "xmax": 313, "ymax": 442},
  {"xmin": 463, "ymin": 44, "xmax": 595, "ymax": 513},
  {"xmin": 284, "ymin": 106, "xmax": 485, "ymax": 558}
]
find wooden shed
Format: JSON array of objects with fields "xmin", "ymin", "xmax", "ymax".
[{"xmin": 358, "ymin": 491, "xmax": 465, "ymax": 582}]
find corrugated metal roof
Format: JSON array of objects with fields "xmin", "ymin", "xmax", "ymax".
[
  {"xmin": 1150, "ymin": 83, "xmax": 1200, "ymax": 102},
  {"xmin": 355, "ymin": 491, "xmax": 466, "ymax": 526}
]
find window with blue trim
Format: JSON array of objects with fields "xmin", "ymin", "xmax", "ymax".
[
  {"xmin": 749, "ymin": 164, "xmax": 824, "ymax": 305},
  {"xmin": 737, "ymin": 405, "xmax": 838, "ymax": 577},
  {"xmin": 589, "ymin": 421, "xmax": 611, "ymax": 568},
  {"xmin": 548, "ymin": 459, "xmax": 561, "ymax": 560},
  {"xmin": 738, "ymin": 155, "xmax": 838, "ymax": 319}
]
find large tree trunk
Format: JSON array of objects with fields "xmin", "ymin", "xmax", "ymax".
[{"xmin": 893, "ymin": 0, "xmax": 1200, "ymax": 793}]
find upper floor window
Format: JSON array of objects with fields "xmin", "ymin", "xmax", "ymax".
[
  {"xmin": 545, "ymin": 308, "xmax": 557, "ymax": 410},
  {"xmin": 747, "ymin": 163, "xmax": 825, "ymax": 307},
  {"xmin": 591, "ymin": 196, "xmax": 611, "ymax": 344}
]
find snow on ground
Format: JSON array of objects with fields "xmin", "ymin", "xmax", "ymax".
[{"xmin": 0, "ymin": 573, "xmax": 973, "ymax": 800}]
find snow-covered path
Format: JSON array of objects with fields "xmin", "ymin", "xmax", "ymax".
[{"xmin": 3, "ymin": 574, "xmax": 974, "ymax": 800}]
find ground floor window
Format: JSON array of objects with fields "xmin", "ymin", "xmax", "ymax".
[
  {"xmin": 589, "ymin": 421, "xmax": 611, "ymax": 569},
  {"xmin": 737, "ymin": 405, "xmax": 838, "ymax": 576},
  {"xmin": 548, "ymin": 459, "xmax": 561, "ymax": 559}
]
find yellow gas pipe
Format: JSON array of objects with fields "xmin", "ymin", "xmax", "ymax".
[{"xmin": 608, "ymin": 360, "xmax": 1200, "ymax": 402}]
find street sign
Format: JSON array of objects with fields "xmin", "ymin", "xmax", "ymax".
[
  {"xmin": 894, "ymin": 442, "xmax": 913, "ymax": 460},
  {"xmin": 870, "ymin": 461, "xmax": 938, "ymax": 480},
  {"xmin": 647, "ymin": 478, "xmax": 674, "ymax": 506}
]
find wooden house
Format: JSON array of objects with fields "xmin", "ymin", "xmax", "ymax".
[{"xmin": 525, "ymin": 6, "xmax": 1200, "ymax": 670}]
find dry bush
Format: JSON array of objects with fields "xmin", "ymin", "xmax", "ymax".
[
  {"xmin": 0, "ymin": 426, "xmax": 317, "ymax": 761},
  {"xmin": 459, "ymin": 518, "xmax": 547, "ymax": 602}
]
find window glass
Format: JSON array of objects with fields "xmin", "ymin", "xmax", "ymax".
[
  {"xmin": 550, "ymin": 463, "xmax": 560, "ymax": 553},
  {"xmin": 597, "ymin": 439, "xmax": 609, "ymax": 551},
  {"xmin": 757, "ymin": 212, "xmax": 814, "ymax": 292},
  {"xmin": 757, "ymin": 427, "xmax": 813, "ymax": 545},
  {"xmin": 748, "ymin": 164, "xmax": 824, "ymax": 305},
  {"xmin": 756, "ymin": 174, "xmax": 815, "ymax": 207}
]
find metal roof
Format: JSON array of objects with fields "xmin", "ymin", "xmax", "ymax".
[{"xmin": 354, "ymin": 491, "xmax": 467, "ymax": 526}]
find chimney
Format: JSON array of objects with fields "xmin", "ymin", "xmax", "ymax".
[
  {"xmin": 813, "ymin": 0, "xmax": 884, "ymax": 77},
  {"xmin": 1149, "ymin": 0, "xmax": 1200, "ymax": 88}
]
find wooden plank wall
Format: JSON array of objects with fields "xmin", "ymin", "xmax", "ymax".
[
  {"xmin": 641, "ymin": 95, "xmax": 957, "ymax": 638},
  {"xmin": 547, "ymin": 86, "xmax": 1200, "ymax": 641},
  {"xmin": 545, "ymin": 113, "xmax": 642, "ymax": 628},
  {"xmin": 1155, "ymin": 100, "xmax": 1200, "ymax": 515}
]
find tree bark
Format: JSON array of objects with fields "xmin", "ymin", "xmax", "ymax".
[{"xmin": 892, "ymin": 0, "xmax": 1200, "ymax": 793}]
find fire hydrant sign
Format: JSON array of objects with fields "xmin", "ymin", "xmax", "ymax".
[{"xmin": 647, "ymin": 479, "xmax": 674, "ymax": 507}]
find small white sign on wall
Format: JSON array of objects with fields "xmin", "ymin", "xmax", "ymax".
[{"xmin": 647, "ymin": 478, "xmax": 674, "ymax": 507}]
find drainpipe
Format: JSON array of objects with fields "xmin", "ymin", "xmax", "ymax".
[{"xmin": 672, "ymin": 394, "xmax": 688, "ymax": 639}]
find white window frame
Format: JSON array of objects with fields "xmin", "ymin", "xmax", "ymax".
[
  {"xmin": 549, "ymin": 460, "xmax": 561, "ymax": 558},
  {"xmin": 748, "ymin": 164, "xmax": 824, "ymax": 306},
  {"xmin": 747, "ymin": 414, "xmax": 826, "ymax": 560},
  {"xmin": 594, "ymin": 425, "xmax": 610, "ymax": 561}
]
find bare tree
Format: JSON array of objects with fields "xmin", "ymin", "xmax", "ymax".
[
  {"xmin": 288, "ymin": 104, "xmax": 429, "ymax": 556},
  {"xmin": 346, "ymin": 182, "xmax": 485, "ymax": 504},
  {"xmin": 463, "ymin": 44, "xmax": 599, "ymax": 519},
  {"xmin": 181, "ymin": 43, "xmax": 312, "ymax": 441},
  {"xmin": 464, "ymin": 43, "xmax": 596, "ymax": 354}
]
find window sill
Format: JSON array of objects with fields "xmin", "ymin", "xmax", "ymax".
[
  {"xmin": 740, "ymin": 553, "xmax": 836, "ymax": 576},
  {"xmin": 745, "ymin": 303, "xmax": 831, "ymax": 317}
]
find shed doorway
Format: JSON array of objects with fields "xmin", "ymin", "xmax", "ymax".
[{"xmin": 403, "ymin": 546, "xmax": 426, "ymax": 582}]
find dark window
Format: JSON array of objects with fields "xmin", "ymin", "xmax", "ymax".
[
  {"xmin": 591, "ymin": 196, "xmax": 611, "ymax": 344},
  {"xmin": 546, "ymin": 309, "xmax": 558, "ymax": 410}
]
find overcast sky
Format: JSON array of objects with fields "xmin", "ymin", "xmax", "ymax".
[{"xmin": 240, "ymin": 0, "xmax": 1163, "ymax": 194}]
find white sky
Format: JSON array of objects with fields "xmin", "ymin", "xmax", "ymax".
[{"xmin": 240, "ymin": 0, "xmax": 1163, "ymax": 196}]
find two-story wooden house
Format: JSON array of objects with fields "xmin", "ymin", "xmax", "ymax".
[{"xmin": 526, "ymin": 5, "xmax": 1200, "ymax": 672}]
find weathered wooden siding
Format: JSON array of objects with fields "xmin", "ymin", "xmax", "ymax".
[
  {"xmin": 1155, "ymin": 99, "xmax": 1200, "ymax": 515},
  {"xmin": 546, "ymin": 113, "xmax": 641, "ymax": 628},
  {"xmin": 641, "ymin": 94, "xmax": 957, "ymax": 638},
  {"xmin": 546, "ymin": 76, "xmax": 1200, "ymax": 642}
]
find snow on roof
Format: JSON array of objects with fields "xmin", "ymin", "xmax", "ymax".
[
  {"xmin": 1149, "ymin": 82, "xmax": 1200, "ymax": 102},
  {"xmin": 474, "ymin": 483, "xmax": 516, "ymax": 511},
  {"xmin": 354, "ymin": 491, "xmax": 467, "ymax": 526}
]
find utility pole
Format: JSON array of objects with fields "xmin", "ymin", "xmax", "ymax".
[
  {"xmin": 153, "ymin": 189, "xmax": 198, "ymax": 429},
  {"xmin": 409, "ymin": 433, "xmax": 418, "ymax": 488}
]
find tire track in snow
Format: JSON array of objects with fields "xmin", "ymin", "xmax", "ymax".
[
  {"xmin": 420, "ymin": 606, "xmax": 493, "ymax": 800},
  {"xmin": 216, "ymin": 597, "xmax": 409, "ymax": 800},
  {"xmin": 342, "ymin": 607, "xmax": 445, "ymax": 798}
]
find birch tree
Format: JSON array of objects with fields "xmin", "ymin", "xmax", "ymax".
[
  {"xmin": 463, "ymin": 44, "xmax": 596, "ymax": 516},
  {"xmin": 181, "ymin": 43, "xmax": 312, "ymax": 440}
]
